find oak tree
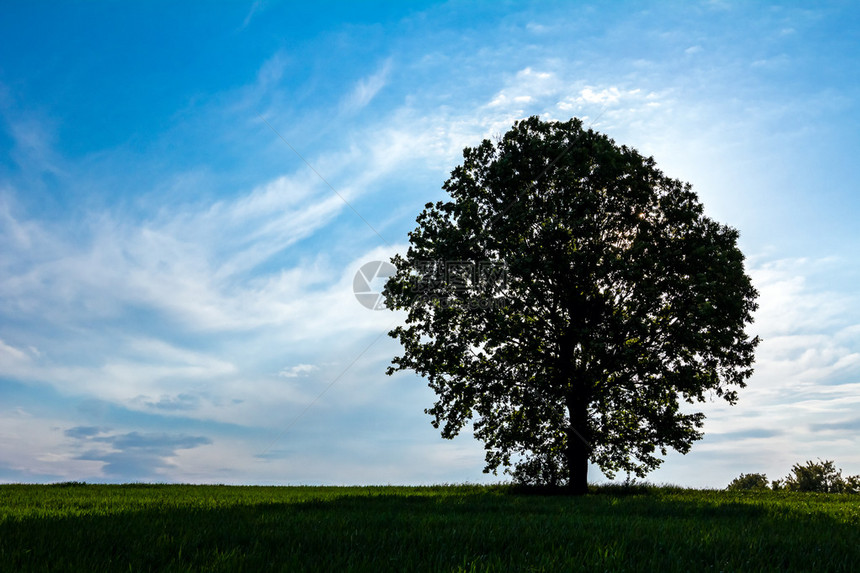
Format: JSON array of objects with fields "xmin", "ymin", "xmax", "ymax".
[{"xmin": 384, "ymin": 117, "xmax": 759, "ymax": 493}]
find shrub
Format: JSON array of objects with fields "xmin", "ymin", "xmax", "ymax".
[
  {"xmin": 726, "ymin": 472, "xmax": 770, "ymax": 491},
  {"xmin": 843, "ymin": 474, "xmax": 860, "ymax": 494},
  {"xmin": 726, "ymin": 461, "xmax": 860, "ymax": 494},
  {"xmin": 783, "ymin": 460, "xmax": 845, "ymax": 493}
]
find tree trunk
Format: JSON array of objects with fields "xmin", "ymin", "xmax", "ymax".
[
  {"xmin": 559, "ymin": 321, "xmax": 590, "ymax": 494},
  {"xmin": 566, "ymin": 397, "xmax": 590, "ymax": 495}
]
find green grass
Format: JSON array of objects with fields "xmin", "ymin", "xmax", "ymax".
[{"xmin": 1, "ymin": 483, "xmax": 859, "ymax": 572}]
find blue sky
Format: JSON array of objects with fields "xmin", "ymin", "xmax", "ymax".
[{"xmin": 1, "ymin": 1, "xmax": 858, "ymax": 487}]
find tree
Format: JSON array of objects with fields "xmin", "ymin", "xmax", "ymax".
[
  {"xmin": 726, "ymin": 473, "xmax": 770, "ymax": 491},
  {"xmin": 384, "ymin": 116, "xmax": 760, "ymax": 494},
  {"xmin": 783, "ymin": 460, "xmax": 847, "ymax": 493}
]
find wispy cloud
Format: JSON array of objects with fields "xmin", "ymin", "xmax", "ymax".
[
  {"xmin": 0, "ymin": 173, "xmax": 346, "ymax": 331},
  {"xmin": 240, "ymin": 0, "xmax": 268, "ymax": 30},
  {"xmin": 0, "ymin": 108, "xmax": 66, "ymax": 179},
  {"xmin": 486, "ymin": 67, "xmax": 560, "ymax": 112},
  {"xmin": 278, "ymin": 364, "xmax": 318, "ymax": 378},
  {"xmin": 135, "ymin": 393, "xmax": 201, "ymax": 411},
  {"xmin": 0, "ymin": 339, "xmax": 30, "ymax": 364},
  {"xmin": 648, "ymin": 256, "xmax": 860, "ymax": 486},
  {"xmin": 341, "ymin": 59, "xmax": 392, "ymax": 113}
]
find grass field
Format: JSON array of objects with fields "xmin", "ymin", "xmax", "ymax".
[{"xmin": 1, "ymin": 483, "xmax": 859, "ymax": 572}]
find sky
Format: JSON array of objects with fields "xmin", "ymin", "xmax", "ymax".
[{"xmin": 1, "ymin": 1, "xmax": 858, "ymax": 488}]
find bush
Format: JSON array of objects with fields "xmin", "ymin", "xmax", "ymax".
[
  {"xmin": 784, "ymin": 460, "xmax": 846, "ymax": 493},
  {"xmin": 727, "ymin": 461, "xmax": 860, "ymax": 494},
  {"xmin": 726, "ymin": 472, "xmax": 770, "ymax": 491}
]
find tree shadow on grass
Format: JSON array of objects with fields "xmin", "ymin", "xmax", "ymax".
[
  {"xmin": 505, "ymin": 482, "xmax": 661, "ymax": 497},
  {"xmin": 1, "ymin": 486, "xmax": 858, "ymax": 572}
]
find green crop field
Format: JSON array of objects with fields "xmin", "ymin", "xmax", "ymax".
[{"xmin": 1, "ymin": 483, "xmax": 858, "ymax": 572}]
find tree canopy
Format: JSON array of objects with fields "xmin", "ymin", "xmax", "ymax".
[{"xmin": 384, "ymin": 116, "xmax": 760, "ymax": 493}]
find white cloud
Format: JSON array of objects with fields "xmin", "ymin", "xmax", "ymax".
[
  {"xmin": 0, "ymin": 410, "xmax": 103, "ymax": 482},
  {"xmin": 750, "ymin": 258, "xmax": 855, "ymax": 337},
  {"xmin": 578, "ymin": 86, "xmax": 622, "ymax": 104},
  {"xmin": 649, "ymin": 256, "xmax": 860, "ymax": 486},
  {"xmin": 0, "ymin": 339, "xmax": 38, "ymax": 381},
  {"xmin": 4, "ymin": 114, "xmax": 66, "ymax": 177},
  {"xmin": 525, "ymin": 22, "xmax": 547, "ymax": 34},
  {"xmin": 555, "ymin": 87, "xmax": 651, "ymax": 120},
  {"xmin": 341, "ymin": 59, "xmax": 392, "ymax": 113},
  {"xmin": 0, "ymin": 169, "xmax": 355, "ymax": 332},
  {"xmin": 0, "ymin": 339, "xmax": 29, "ymax": 364},
  {"xmin": 487, "ymin": 67, "xmax": 559, "ymax": 110},
  {"xmin": 255, "ymin": 49, "xmax": 286, "ymax": 87},
  {"xmin": 278, "ymin": 364, "xmax": 318, "ymax": 378},
  {"xmin": 0, "ymin": 85, "xmax": 451, "ymax": 442},
  {"xmin": 241, "ymin": 0, "xmax": 268, "ymax": 30},
  {"xmin": 750, "ymin": 54, "xmax": 791, "ymax": 69}
]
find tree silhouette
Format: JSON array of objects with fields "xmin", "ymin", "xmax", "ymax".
[{"xmin": 385, "ymin": 117, "xmax": 760, "ymax": 493}]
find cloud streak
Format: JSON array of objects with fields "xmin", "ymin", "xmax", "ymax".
[{"xmin": 341, "ymin": 60, "xmax": 392, "ymax": 113}]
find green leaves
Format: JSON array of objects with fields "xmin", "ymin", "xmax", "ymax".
[
  {"xmin": 728, "ymin": 461, "xmax": 860, "ymax": 494},
  {"xmin": 386, "ymin": 116, "xmax": 759, "ymax": 489}
]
